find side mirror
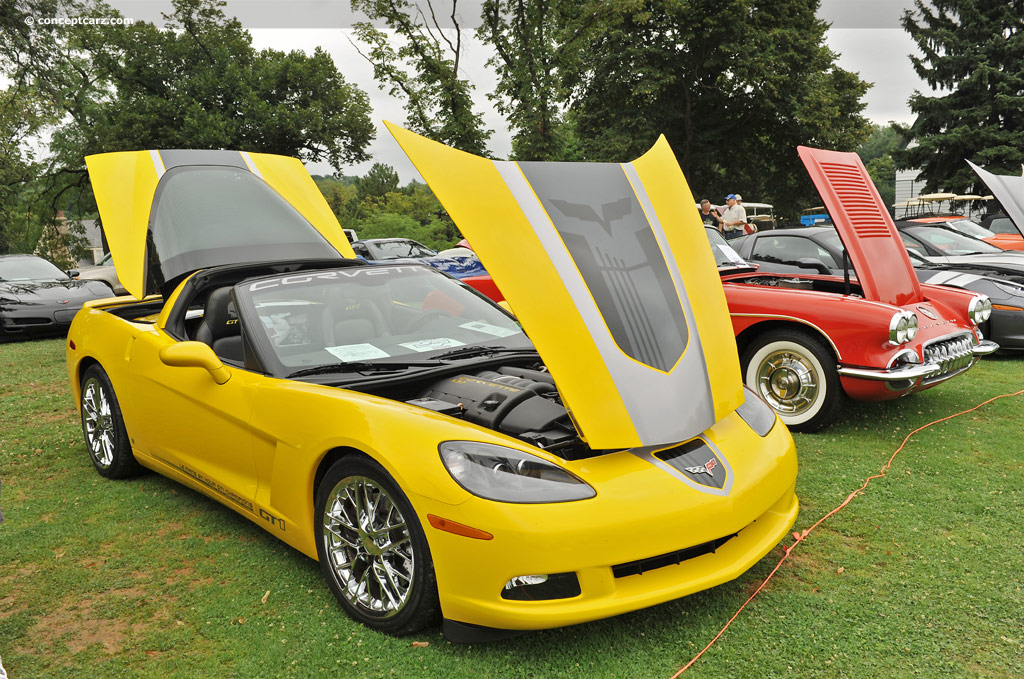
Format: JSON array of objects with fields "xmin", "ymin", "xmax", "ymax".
[
  {"xmin": 795, "ymin": 258, "xmax": 832, "ymax": 275},
  {"xmin": 159, "ymin": 342, "xmax": 231, "ymax": 384},
  {"xmin": 66, "ymin": 269, "xmax": 80, "ymax": 278}
]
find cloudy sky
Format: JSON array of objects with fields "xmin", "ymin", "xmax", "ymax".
[{"xmin": 105, "ymin": 1, "xmax": 932, "ymax": 180}]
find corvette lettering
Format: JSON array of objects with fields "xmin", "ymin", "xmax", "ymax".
[{"xmin": 248, "ymin": 266, "xmax": 423, "ymax": 292}]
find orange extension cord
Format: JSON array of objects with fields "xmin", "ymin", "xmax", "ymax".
[{"xmin": 670, "ymin": 387, "xmax": 1024, "ymax": 677}]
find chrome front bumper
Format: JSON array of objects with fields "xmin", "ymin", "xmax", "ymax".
[{"xmin": 838, "ymin": 337, "xmax": 1000, "ymax": 384}]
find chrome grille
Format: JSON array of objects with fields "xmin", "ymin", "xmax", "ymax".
[{"xmin": 922, "ymin": 334, "xmax": 974, "ymax": 384}]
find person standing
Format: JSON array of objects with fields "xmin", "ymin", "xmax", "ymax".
[
  {"xmin": 698, "ymin": 199, "xmax": 722, "ymax": 228},
  {"xmin": 720, "ymin": 194, "xmax": 747, "ymax": 240}
]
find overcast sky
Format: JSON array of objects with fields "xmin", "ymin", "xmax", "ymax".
[{"xmin": 74, "ymin": 2, "xmax": 936, "ymax": 181}]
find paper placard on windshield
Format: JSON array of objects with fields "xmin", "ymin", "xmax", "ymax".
[
  {"xmin": 325, "ymin": 343, "xmax": 391, "ymax": 362},
  {"xmin": 718, "ymin": 244, "xmax": 747, "ymax": 265},
  {"xmin": 459, "ymin": 321, "xmax": 519, "ymax": 338},
  {"xmin": 398, "ymin": 338, "xmax": 466, "ymax": 353}
]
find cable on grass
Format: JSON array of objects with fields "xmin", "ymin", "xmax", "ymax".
[{"xmin": 670, "ymin": 387, "xmax": 1024, "ymax": 677}]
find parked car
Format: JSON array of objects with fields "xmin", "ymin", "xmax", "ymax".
[
  {"xmin": 351, "ymin": 237, "xmax": 487, "ymax": 279},
  {"xmin": 699, "ymin": 146, "xmax": 997, "ymax": 431},
  {"xmin": 906, "ymin": 215, "xmax": 1024, "ymax": 252},
  {"xmin": 732, "ymin": 226, "xmax": 1024, "ymax": 352},
  {"xmin": 0, "ymin": 254, "xmax": 113, "ymax": 341},
  {"xmin": 894, "ymin": 221, "xmax": 1024, "ymax": 279},
  {"xmin": 69, "ymin": 145, "xmax": 798, "ymax": 642},
  {"xmin": 77, "ymin": 251, "xmax": 128, "ymax": 295}
]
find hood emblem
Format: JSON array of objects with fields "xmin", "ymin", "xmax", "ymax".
[
  {"xmin": 684, "ymin": 458, "xmax": 717, "ymax": 477},
  {"xmin": 58, "ymin": 299, "xmax": 71, "ymax": 304},
  {"xmin": 917, "ymin": 305, "xmax": 937, "ymax": 320}
]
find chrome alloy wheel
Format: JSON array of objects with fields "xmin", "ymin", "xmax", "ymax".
[
  {"xmin": 82, "ymin": 377, "xmax": 116, "ymax": 467},
  {"xmin": 755, "ymin": 349, "xmax": 820, "ymax": 416},
  {"xmin": 322, "ymin": 476, "xmax": 415, "ymax": 618}
]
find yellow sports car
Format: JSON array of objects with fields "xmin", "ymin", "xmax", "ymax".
[{"xmin": 67, "ymin": 135, "xmax": 798, "ymax": 642}]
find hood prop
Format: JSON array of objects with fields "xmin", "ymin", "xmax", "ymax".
[{"xmin": 843, "ymin": 249, "xmax": 851, "ymax": 295}]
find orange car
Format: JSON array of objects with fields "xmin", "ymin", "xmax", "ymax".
[{"xmin": 906, "ymin": 216, "xmax": 1024, "ymax": 251}]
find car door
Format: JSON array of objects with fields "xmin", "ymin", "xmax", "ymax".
[{"xmin": 125, "ymin": 329, "xmax": 263, "ymax": 514}]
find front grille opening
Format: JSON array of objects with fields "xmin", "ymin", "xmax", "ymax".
[
  {"xmin": 500, "ymin": 572, "xmax": 582, "ymax": 601},
  {"xmin": 922, "ymin": 334, "xmax": 974, "ymax": 384},
  {"xmin": 612, "ymin": 533, "xmax": 738, "ymax": 578}
]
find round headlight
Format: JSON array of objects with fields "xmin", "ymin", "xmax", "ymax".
[
  {"xmin": 905, "ymin": 313, "xmax": 918, "ymax": 342},
  {"xmin": 968, "ymin": 296, "xmax": 992, "ymax": 324}
]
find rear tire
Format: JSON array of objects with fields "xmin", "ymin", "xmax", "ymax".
[
  {"xmin": 315, "ymin": 456, "xmax": 439, "ymax": 635},
  {"xmin": 741, "ymin": 329, "xmax": 843, "ymax": 432},
  {"xmin": 80, "ymin": 364, "xmax": 143, "ymax": 478}
]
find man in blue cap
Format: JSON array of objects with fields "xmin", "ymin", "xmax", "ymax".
[{"xmin": 720, "ymin": 194, "xmax": 747, "ymax": 240}]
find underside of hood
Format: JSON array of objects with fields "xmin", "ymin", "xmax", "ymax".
[{"xmin": 799, "ymin": 146, "xmax": 923, "ymax": 306}]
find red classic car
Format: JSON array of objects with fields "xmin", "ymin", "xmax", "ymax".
[{"xmin": 708, "ymin": 147, "xmax": 998, "ymax": 430}]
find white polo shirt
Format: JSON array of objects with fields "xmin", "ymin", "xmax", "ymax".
[{"xmin": 720, "ymin": 204, "xmax": 747, "ymax": 231}]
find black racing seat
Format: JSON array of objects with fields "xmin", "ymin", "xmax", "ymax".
[
  {"xmin": 321, "ymin": 295, "xmax": 388, "ymax": 346},
  {"xmin": 194, "ymin": 287, "xmax": 243, "ymax": 363}
]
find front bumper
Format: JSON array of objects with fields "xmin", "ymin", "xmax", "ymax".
[
  {"xmin": 421, "ymin": 415, "xmax": 798, "ymax": 632},
  {"xmin": 837, "ymin": 362, "xmax": 939, "ymax": 382}
]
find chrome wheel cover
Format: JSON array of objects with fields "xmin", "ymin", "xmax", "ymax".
[
  {"xmin": 322, "ymin": 475, "xmax": 414, "ymax": 618},
  {"xmin": 755, "ymin": 349, "xmax": 820, "ymax": 416},
  {"xmin": 82, "ymin": 378, "xmax": 115, "ymax": 467}
]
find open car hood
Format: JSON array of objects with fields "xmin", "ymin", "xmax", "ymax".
[
  {"xmin": 387, "ymin": 123, "xmax": 743, "ymax": 450},
  {"xmin": 85, "ymin": 149, "xmax": 356, "ymax": 299},
  {"xmin": 799, "ymin": 146, "xmax": 923, "ymax": 305},
  {"xmin": 967, "ymin": 160, "xmax": 1024, "ymax": 238}
]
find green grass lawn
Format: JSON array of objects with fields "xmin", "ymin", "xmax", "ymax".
[{"xmin": 1, "ymin": 338, "xmax": 1021, "ymax": 678}]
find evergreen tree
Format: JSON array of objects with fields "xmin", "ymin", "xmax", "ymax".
[{"xmin": 895, "ymin": 0, "xmax": 1024, "ymax": 193}]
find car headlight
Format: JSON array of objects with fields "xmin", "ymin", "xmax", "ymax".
[
  {"xmin": 439, "ymin": 441, "xmax": 596, "ymax": 503},
  {"xmin": 736, "ymin": 386, "xmax": 776, "ymax": 437},
  {"xmin": 968, "ymin": 295, "xmax": 992, "ymax": 324},
  {"xmin": 888, "ymin": 311, "xmax": 918, "ymax": 344}
]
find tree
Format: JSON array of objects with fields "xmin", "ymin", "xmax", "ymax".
[
  {"xmin": 356, "ymin": 162, "xmax": 401, "ymax": 198},
  {"xmin": 859, "ymin": 123, "xmax": 903, "ymax": 207},
  {"xmin": 351, "ymin": 0, "xmax": 491, "ymax": 155},
  {"xmin": 0, "ymin": 0, "xmax": 376, "ymax": 254},
  {"xmin": 560, "ymin": 0, "xmax": 871, "ymax": 216},
  {"xmin": 895, "ymin": 1, "xmax": 1024, "ymax": 193},
  {"xmin": 477, "ymin": 0, "xmax": 590, "ymax": 160}
]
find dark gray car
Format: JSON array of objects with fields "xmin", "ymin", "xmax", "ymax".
[{"xmin": 732, "ymin": 227, "xmax": 1024, "ymax": 351}]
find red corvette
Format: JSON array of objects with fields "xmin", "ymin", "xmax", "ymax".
[{"xmin": 711, "ymin": 147, "xmax": 997, "ymax": 430}]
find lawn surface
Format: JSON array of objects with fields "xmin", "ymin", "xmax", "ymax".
[{"xmin": 0, "ymin": 338, "xmax": 1021, "ymax": 678}]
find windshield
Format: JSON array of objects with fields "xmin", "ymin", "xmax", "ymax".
[
  {"xmin": 365, "ymin": 240, "xmax": 436, "ymax": 260},
  {"xmin": 905, "ymin": 226, "xmax": 1002, "ymax": 255},
  {"xmin": 148, "ymin": 166, "xmax": 338, "ymax": 287},
  {"xmin": 704, "ymin": 228, "xmax": 750, "ymax": 268},
  {"xmin": 945, "ymin": 219, "xmax": 996, "ymax": 240},
  {"xmin": 236, "ymin": 264, "xmax": 529, "ymax": 372},
  {"xmin": 0, "ymin": 256, "xmax": 68, "ymax": 281}
]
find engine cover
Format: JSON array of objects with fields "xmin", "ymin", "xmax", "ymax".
[{"xmin": 411, "ymin": 367, "xmax": 582, "ymax": 455}]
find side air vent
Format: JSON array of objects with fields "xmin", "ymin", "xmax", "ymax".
[{"xmin": 819, "ymin": 162, "xmax": 891, "ymax": 238}]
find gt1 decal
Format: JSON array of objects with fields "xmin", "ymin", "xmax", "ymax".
[
  {"xmin": 172, "ymin": 461, "xmax": 254, "ymax": 512},
  {"xmin": 259, "ymin": 508, "xmax": 286, "ymax": 532},
  {"xmin": 247, "ymin": 266, "xmax": 424, "ymax": 292}
]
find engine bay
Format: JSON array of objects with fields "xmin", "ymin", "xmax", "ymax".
[{"xmin": 405, "ymin": 365, "xmax": 590, "ymax": 460}]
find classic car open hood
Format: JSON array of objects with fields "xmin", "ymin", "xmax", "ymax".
[
  {"xmin": 387, "ymin": 123, "xmax": 743, "ymax": 450},
  {"xmin": 85, "ymin": 149, "xmax": 356, "ymax": 299},
  {"xmin": 967, "ymin": 160, "xmax": 1024, "ymax": 238},
  {"xmin": 799, "ymin": 146, "xmax": 923, "ymax": 305}
]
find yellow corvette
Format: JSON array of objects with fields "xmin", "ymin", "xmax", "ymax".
[{"xmin": 67, "ymin": 134, "xmax": 798, "ymax": 641}]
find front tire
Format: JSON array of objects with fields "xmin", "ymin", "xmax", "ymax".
[
  {"xmin": 80, "ymin": 364, "xmax": 143, "ymax": 478},
  {"xmin": 315, "ymin": 456, "xmax": 439, "ymax": 635},
  {"xmin": 741, "ymin": 329, "xmax": 843, "ymax": 432}
]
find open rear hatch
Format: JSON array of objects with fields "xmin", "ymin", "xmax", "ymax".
[{"xmin": 85, "ymin": 149, "xmax": 356, "ymax": 299}]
